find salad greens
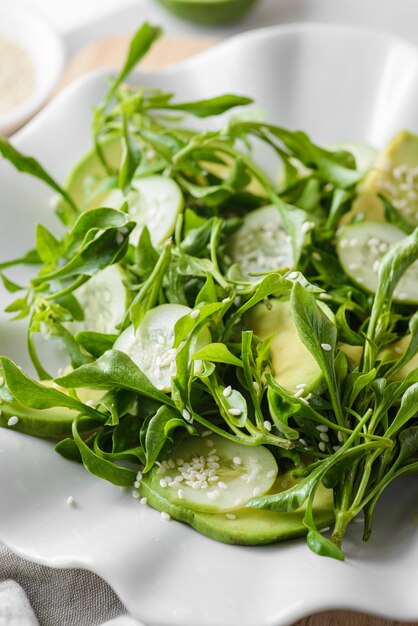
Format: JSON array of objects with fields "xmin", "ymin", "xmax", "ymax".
[{"xmin": 0, "ymin": 22, "xmax": 417, "ymax": 559}]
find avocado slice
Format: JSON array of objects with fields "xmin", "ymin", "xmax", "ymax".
[
  {"xmin": 346, "ymin": 130, "xmax": 418, "ymax": 226},
  {"xmin": 155, "ymin": 0, "xmax": 258, "ymax": 25},
  {"xmin": 58, "ymin": 137, "xmax": 123, "ymax": 214},
  {"xmin": 140, "ymin": 472, "xmax": 333, "ymax": 545},
  {"xmin": 247, "ymin": 299, "xmax": 334, "ymax": 394}
]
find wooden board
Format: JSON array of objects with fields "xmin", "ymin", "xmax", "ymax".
[{"xmin": 61, "ymin": 34, "xmax": 418, "ymax": 626}]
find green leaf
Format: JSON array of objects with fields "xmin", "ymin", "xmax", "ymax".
[
  {"xmin": 386, "ymin": 383, "xmax": 418, "ymax": 437},
  {"xmin": 76, "ymin": 331, "xmax": 117, "ymax": 358},
  {"xmin": 0, "ymin": 356, "xmax": 102, "ymax": 420},
  {"xmin": 72, "ymin": 416, "xmax": 136, "ymax": 486},
  {"xmin": 164, "ymin": 94, "xmax": 252, "ymax": 118},
  {"xmin": 0, "ymin": 136, "xmax": 78, "ymax": 215},
  {"xmin": 196, "ymin": 274, "xmax": 218, "ymax": 305},
  {"xmin": 102, "ymin": 23, "xmax": 162, "ymax": 107},
  {"xmin": 36, "ymin": 224, "xmax": 60, "ymax": 265},
  {"xmin": 193, "ymin": 343, "xmax": 243, "ymax": 368},
  {"xmin": 55, "ymin": 349, "xmax": 175, "ymax": 407},
  {"xmin": 143, "ymin": 405, "xmax": 195, "ymax": 472}
]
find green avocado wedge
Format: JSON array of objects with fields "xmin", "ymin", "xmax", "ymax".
[
  {"xmin": 155, "ymin": 0, "xmax": 258, "ymax": 25},
  {"xmin": 140, "ymin": 472, "xmax": 333, "ymax": 545}
]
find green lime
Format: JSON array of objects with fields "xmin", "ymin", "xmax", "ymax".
[{"xmin": 155, "ymin": 0, "xmax": 259, "ymax": 25}]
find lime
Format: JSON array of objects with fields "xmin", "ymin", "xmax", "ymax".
[{"xmin": 155, "ymin": 0, "xmax": 259, "ymax": 25}]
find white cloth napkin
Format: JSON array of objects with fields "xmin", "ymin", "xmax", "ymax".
[{"xmin": 0, "ymin": 545, "xmax": 145, "ymax": 626}]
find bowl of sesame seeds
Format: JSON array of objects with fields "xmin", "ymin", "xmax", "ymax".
[{"xmin": 0, "ymin": 1, "xmax": 65, "ymax": 136}]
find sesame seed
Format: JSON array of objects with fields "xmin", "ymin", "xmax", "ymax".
[
  {"xmin": 263, "ymin": 420, "xmax": 272, "ymax": 432},
  {"xmin": 233, "ymin": 456, "xmax": 242, "ymax": 465},
  {"xmin": 190, "ymin": 309, "xmax": 200, "ymax": 319},
  {"xmin": 134, "ymin": 481, "xmax": 141, "ymax": 488},
  {"xmin": 352, "ymin": 515, "xmax": 365, "ymax": 524},
  {"xmin": 320, "ymin": 526, "xmax": 331, "ymax": 533},
  {"xmin": 337, "ymin": 431, "xmax": 343, "ymax": 443},
  {"xmin": 318, "ymin": 442, "xmax": 326, "ymax": 452},
  {"xmin": 293, "ymin": 388, "xmax": 305, "ymax": 398},
  {"xmin": 218, "ymin": 481, "xmax": 228, "ymax": 490},
  {"xmin": 302, "ymin": 221, "xmax": 315, "ymax": 234},
  {"xmin": 321, "ymin": 343, "xmax": 332, "ymax": 352},
  {"xmin": 222, "ymin": 297, "xmax": 230, "ymax": 303},
  {"xmin": 312, "ymin": 252, "xmax": 322, "ymax": 261},
  {"xmin": 316, "ymin": 425, "xmax": 329, "ymax": 433},
  {"xmin": 333, "ymin": 445, "xmax": 341, "ymax": 452},
  {"xmin": 140, "ymin": 497, "xmax": 148, "ymax": 505},
  {"xmin": 228, "ymin": 408, "xmax": 242, "ymax": 417},
  {"xmin": 132, "ymin": 491, "xmax": 140, "ymax": 499},
  {"xmin": 182, "ymin": 408, "xmax": 191, "ymax": 421},
  {"xmin": 66, "ymin": 496, "xmax": 76, "ymax": 507},
  {"xmin": 295, "ymin": 383, "xmax": 307, "ymax": 389},
  {"xmin": 159, "ymin": 479, "xmax": 168, "ymax": 488},
  {"xmin": 207, "ymin": 490, "xmax": 220, "ymax": 500},
  {"xmin": 266, "ymin": 470, "xmax": 276, "ymax": 478},
  {"xmin": 223, "ymin": 386, "xmax": 232, "ymax": 398},
  {"xmin": 7, "ymin": 416, "xmax": 18, "ymax": 427},
  {"xmin": 160, "ymin": 512, "xmax": 171, "ymax": 521},
  {"xmin": 320, "ymin": 432, "xmax": 330, "ymax": 443},
  {"xmin": 252, "ymin": 381, "xmax": 260, "ymax": 392},
  {"xmin": 299, "ymin": 439, "xmax": 307, "ymax": 446},
  {"xmin": 226, "ymin": 513, "xmax": 237, "ymax": 520},
  {"xmin": 288, "ymin": 271, "xmax": 298, "ymax": 280},
  {"xmin": 0, "ymin": 376, "xmax": 4, "ymax": 386}
]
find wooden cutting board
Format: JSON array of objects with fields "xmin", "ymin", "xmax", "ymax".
[{"xmin": 61, "ymin": 34, "xmax": 418, "ymax": 626}]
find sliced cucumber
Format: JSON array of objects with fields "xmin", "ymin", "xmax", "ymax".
[
  {"xmin": 337, "ymin": 222, "xmax": 418, "ymax": 304},
  {"xmin": 327, "ymin": 141, "xmax": 378, "ymax": 174},
  {"xmin": 247, "ymin": 298, "xmax": 334, "ymax": 394},
  {"xmin": 380, "ymin": 335, "xmax": 418, "ymax": 381},
  {"xmin": 140, "ymin": 469, "xmax": 333, "ymax": 545},
  {"xmin": 114, "ymin": 304, "xmax": 210, "ymax": 392},
  {"xmin": 228, "ymin": 205, "xmax": 294, "ymax": 281},
  {"xmin": 86, "ymin": 175, "xmax": 184, "ymax": 247},
  {"xmin": 147, "ymin": 434, "xmax": 278, "ymax": 513},
  {"xmin": 348, "ymin": 131, "xmax": 418, "ymax": 226},
  {"xmin": 74, "ymin": 265, "xmax": 128, "ymax": 335}
]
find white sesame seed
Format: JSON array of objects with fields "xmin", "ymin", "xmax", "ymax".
[
  {"xmin": 160, "ymin": 512, "xmax": 171, "ymax": 521},
  {"xmin": 0, "ymin": 376, "xmax": 5, "ymax": 386},
  {"xmin": 263, "ymin": 420, "xmax": 272, "ymax": 432},
  {"xmin": 333, "ymin": 445, "xmax": 341, "ymax": 452},
  {"xmin": 266, "ymin": 470, "xmax": 276, "ymax": 478},
  {"xmin": 134, "ymin": 481, "xmax": 141, "ymax": 488},
  {"xmin": 252, "ymin": 381, "xmax": 260, "ymax": 392},
  {"xmin": 223, "ymin": 386, "xmax": 232, "ymax": 398},
  {"xmin": 299, "ymin": 439, "xmax": 307, "ymax": 446},
  {"xmin": 222, "ymin": 297, "xmax": 230, "ymax": 303},
  {"xmin": 352, "ymin": 515, "xmax": 365, "ymax": 524},
  {"xmin": 207, "ymin": 490, "xmax": 220, "ymax": 500},
  {"xmin": 337, "ymin": 431, "xmax": 343, "ymax": 443},
  {"xmin": 132, "ymin": 491, "xmax": 140, "ymax": 499},
  {"xmin": 140, "ymin": 497, "xmax": 148, "ymax": 505},
  {"xmin": 318, "ymin": 442, "xmax": 326, "ymax": 452},
  {"xmin": 228, "ymin": 408, "xmax": 242, "ymax": 417},
  {"xmin": 226, "ymin": 513, "xmax": 237, "ymax": 520},
  {"xmin": 312, "ymin": 252, "xmax": 322, "ymax": 261},
  {"xmin": 182, "ymin": 408, "xmax": 191, "ymax": 421},
  {"xmin": 295, "ymin": 383, "xmax": 307, "ymax": 389},
  {"xmin": 190, "ymin": 309, "xmax": 200, "ymax": 319},
  {"xmin": 321, "ymin": 343, "xmax": 332, "ymax": 352},
  {"xmin": 320, "ymin": 526, "xmax": 331, "ymax": 533},
  {"xmin": 7, "ymin": 416, "xmax": 18, "ymax": 427},
  {"xmin": 316, "ymin": 425, "xmax": 329, "ymax": 433},
  {"xmin": 159, "ymin": 479, "xmax": 168, "ymax": 488},
  {"xmin": 320, "ymin": 432, "xmax": 330, "ymax": 443},
  {"xmin": 218, "ymin": 481, "xmax": 228, "ymax": 490},
  {"xmin": 66, "ymin": 496, "xmax": 76, "ymax": 507},
  {"xmin": 288, "ymin": 271, "xmax": 298, "ymax": 280},
  {"xmin": 293, "ymin": 388, "xmax": 305, "ymax": 398},
  {"xmin": 301, "ymin": 221, "xmax": 315, "ymax": 234}
]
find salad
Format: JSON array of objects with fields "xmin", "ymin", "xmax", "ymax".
[{"xmin": 0, "ymin": 24, "xmax": 417, "ymax": 560}]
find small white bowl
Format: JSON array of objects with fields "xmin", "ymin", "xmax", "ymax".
[{"xmin": 0, "ymin": 1, "xmax": 65, "ymax": 136}]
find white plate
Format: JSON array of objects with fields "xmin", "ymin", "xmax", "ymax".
[{"xmin": 1, "ymin": 24, "xmax": 418, "ymax": 626}]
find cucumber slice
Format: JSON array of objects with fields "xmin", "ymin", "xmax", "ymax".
[
  {"xmin": 380, "ymin": 335, "xmax": 418, "ymax": 381},
  {"xmin": 247, "ymin": 299, "xmax": 334, "ymax": 394},
  {"xmin": 228, "ymin": 205, "xmax": 294, "ymax": 281},
  {"xmin": 348, "ymin": 131, "xmax": 418, "ymax": 226},
  {"xmin": 140, "ymin": 470, "xmax": 333, "ymax": 545},
  {"xmin": 114, "ymin": 304, "xmax": 210, "ymax": 391},
  {"xmin": 327, "ymin": 141, "xmax": 378, "ymax": 174},
  {"xmin": 74, "ymin": 265, "xmax": 128, "ymax": 335},
  {"xmin": 337, "ymin": 222, "xmax": 418, "ymax": 304},
  {"xmin": 87, "ymin": 175, "xmax": 184, "ymax": 247},
  {"xmin": 147, "ymin": 434, "xmax": 278, "ymax": 513}
]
